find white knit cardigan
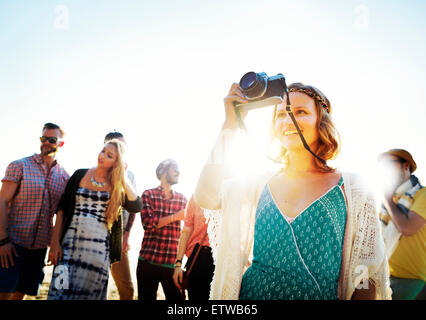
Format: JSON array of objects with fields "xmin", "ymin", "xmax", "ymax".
[{"xmin": 194, "ymin": 129, "xmax": 391, "ymax": 300}]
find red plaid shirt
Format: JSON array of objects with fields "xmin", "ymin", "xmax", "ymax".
[
  {"xmin": 2, "ymin": 154, "xmax": 69, "ymax": 249},
  {"xmin": 139, "ymin": 186, "xmax": 187, "ymax": 266}
]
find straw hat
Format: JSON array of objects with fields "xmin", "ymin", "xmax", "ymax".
[{"xmin": 378, "ymin": 149, "xmax": 417, "ymax": 173}]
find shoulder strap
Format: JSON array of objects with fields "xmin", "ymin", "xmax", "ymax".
[{"xmin": 186, "ymin": 218, "xmax": 210, "ymax": 276}]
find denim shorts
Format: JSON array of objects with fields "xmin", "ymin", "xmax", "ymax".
[{"xmin": 0, "ymin": 243, "xmax": 47, "ymax": 296}]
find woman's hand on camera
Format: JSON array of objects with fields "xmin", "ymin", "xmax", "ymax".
[{"xmin": 223, "ymin": 83, "xmax": 248, "ymax": 131}]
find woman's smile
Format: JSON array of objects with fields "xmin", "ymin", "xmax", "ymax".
[{"xmin": 284, "ymin": 130, "xmax": 299, "ymax": 136}]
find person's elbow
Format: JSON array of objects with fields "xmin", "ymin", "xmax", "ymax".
[
  {"xmin": 132, "ymin": 199, "xmax": 142, "ymax": 213},
  {"xmin": 124, "ymin": 197, "xmax": 142, "ymax": 213},
  {"xmin": 142, "ymin": 222, "xmax": 156, "ymax": 232},
  {"xmin": 400, "ymin": 225, "xmax": 422, "ymax": 237},
  {"xmin": 141, "ymin": 216, "xmax": 159, "ymax": 232},
  {"xmin": 399, "ymin": 214, "xmax": 425, "ymax": 237}
]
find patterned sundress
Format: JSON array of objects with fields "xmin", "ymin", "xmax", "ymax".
[
  {"xmin": 239, "ymin": 177, "xmax": 347, "ymax": 300},
  {"xmin": 48, "ymin": 187, "xmax": 111, "ymax": 300}
]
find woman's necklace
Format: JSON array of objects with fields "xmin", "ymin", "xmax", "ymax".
[{"xmin": 91, "ymin": 173, "xmax": 107, "ymax": 187}]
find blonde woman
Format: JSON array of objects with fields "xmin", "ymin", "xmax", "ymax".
[
  {"xmin": 194, "ymin": 82, "xmax": 391, "ymax": 300},
  {"xmin": 47, "ymin": 139, "xmax": 141, "ymax": 300}
]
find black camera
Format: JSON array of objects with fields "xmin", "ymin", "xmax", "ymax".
[{"xmin": 235, "ymin": 71, "xmax": 286, "ymax": 112}]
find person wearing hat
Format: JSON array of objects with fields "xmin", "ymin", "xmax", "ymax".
[
  {"xmin": 378, "ymin": 149, "xmax": 426, "ymax": 300},
  {"xmin": 136, "ymin": 159, "xmax": 187, "ymax": 301}
]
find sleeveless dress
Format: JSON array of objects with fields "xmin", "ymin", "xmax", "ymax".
[
  {"xmin": 48, "ymin": 187, "xmax": 111, "ymax": 300},
  {"xmin": 239, "ymin": 177, "xmax": 347, "ymax": 300}
]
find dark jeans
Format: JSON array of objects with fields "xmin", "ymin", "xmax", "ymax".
[
  {"xmin": 0, "ymin": 244, "xmax": 46, "ymax": 296},
  {"xmin": 136, "ymin": 259, "xmax": 183, "ymax": 301},
  {"xmin": 186, "ymin": 246, "xmax": 215, "ymax": 301}
]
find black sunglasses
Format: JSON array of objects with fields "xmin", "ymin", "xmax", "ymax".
[{"xmin": 40, "ymin": 136, "xmax": 60, "ymax": 144}]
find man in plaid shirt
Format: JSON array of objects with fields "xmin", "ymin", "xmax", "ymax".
[
  {"xmin": 0, "ymin": 123, "xmax": 69, "ymax": 300},
  {"xmin": 137, "ymin": 159, "xmax": 187, "ymax": 301}
]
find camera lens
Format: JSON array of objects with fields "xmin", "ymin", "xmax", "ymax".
[
  {"xmin": 239, "ymin": 72, "xmax": 266, "ymax": 99},
  {"xmin": 240, "ymin": 72, "xmax": 256, "ymax": 90}
]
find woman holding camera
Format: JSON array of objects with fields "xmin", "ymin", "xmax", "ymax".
[
  {"xmin": 194, "ymin": 81, "xmax": 391, "ymax": 300},
  {"xmin": 47, "ymin": 139, "xmax": 142, "ymax": 300}
]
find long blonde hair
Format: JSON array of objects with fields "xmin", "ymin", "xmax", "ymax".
[
  {"xmin": 103, "ymin": 139, "xmax": 126, "ymax": 230},
  {"xmin": 270, "ymin": 82, "xmax": 341, "ymax": 172}
]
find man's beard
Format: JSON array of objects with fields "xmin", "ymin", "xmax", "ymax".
[
  {"xmin": 166, "ymin": 173, "xmax": 177, "ymax": 186},
  {"xmin": 40, "ymin": 145, "xmax": 58, "ymax": 156}
]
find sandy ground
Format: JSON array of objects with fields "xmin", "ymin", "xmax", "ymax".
[
  {"xmin": 24, "ymin": 224, "xmax": 166, "ymax": 300},
  {"xmin": 24, "ymin": 262, "xmax": 165, "ymax": 300}
]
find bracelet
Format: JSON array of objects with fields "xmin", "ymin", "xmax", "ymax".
[
  {"xmin": 0, "ymin": 237, "xmax": 11, "ymax": 247},
  {"xmin": 174, "ymin": 258, "xmax": 183, "ymax": 268}
]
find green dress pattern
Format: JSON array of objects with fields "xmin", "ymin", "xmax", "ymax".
[{"xmin": 239, "ymin": 177, "xmax": 346, "ymax": 300}]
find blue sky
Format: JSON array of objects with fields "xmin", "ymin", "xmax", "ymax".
[{"xmin": 1, "ymin": 0, "xmax": 426, "ymax": 199}]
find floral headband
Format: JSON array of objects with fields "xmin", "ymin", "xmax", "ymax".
[{"xmin": 289, "ymin": 88, "xmax": 330, "ymax": 113}]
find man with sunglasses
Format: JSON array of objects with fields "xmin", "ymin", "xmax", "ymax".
[
  {"xmin": 0, "ymin": 122, "xmax": 69, "ymax": 300},
  {"xmin": 378, "ymin": 149, "xmax": 426, "ymax": 300}
]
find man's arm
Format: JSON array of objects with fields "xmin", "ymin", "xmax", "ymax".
[
  {"xmin": 157, "ymin": 209, "xmax": 185, "ymax": 229},
  {"xmin": 0, "ymin": 181, "xmax": 19, "ymax": 240},
  {"xmin": 140, "ymin": 192, "xmax": 158, "ymax": 232},
  {"xmin": 383, "ymin": 195, "xmax": 426, "ymax": 236},
  {"xmin": 158, "ymin": 195, "xmax": 187, "ymax": 229},
  {"xmin": 173, "ymin": 225, "xmax": 193, "ymax": 289},
  {"xmin": 47, "ymin": 209, "xmax": 64, "ymax": 266},
  {"xmin": 0, "ymin": 181, "xmax": 19, "ymax": 268},
  {"xmin": 123, "ymin": 171, "xmax": 138, "ymax": 234}
]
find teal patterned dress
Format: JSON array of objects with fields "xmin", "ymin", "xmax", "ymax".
[{"xmin": 239, "ymin": 177, "xmax": 347, "ymax": 300}]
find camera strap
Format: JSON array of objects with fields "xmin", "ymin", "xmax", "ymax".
[
  {"xmin": 280, "ymin": 76, "xmax": 326, "ymax": 165},
  {"xmin": 284, "ymin": 104, "xmax": 326, "ymax": 165},
  {"xmin": 234, "ymin": 83, "xmax": 326, "ymax": 165}
]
